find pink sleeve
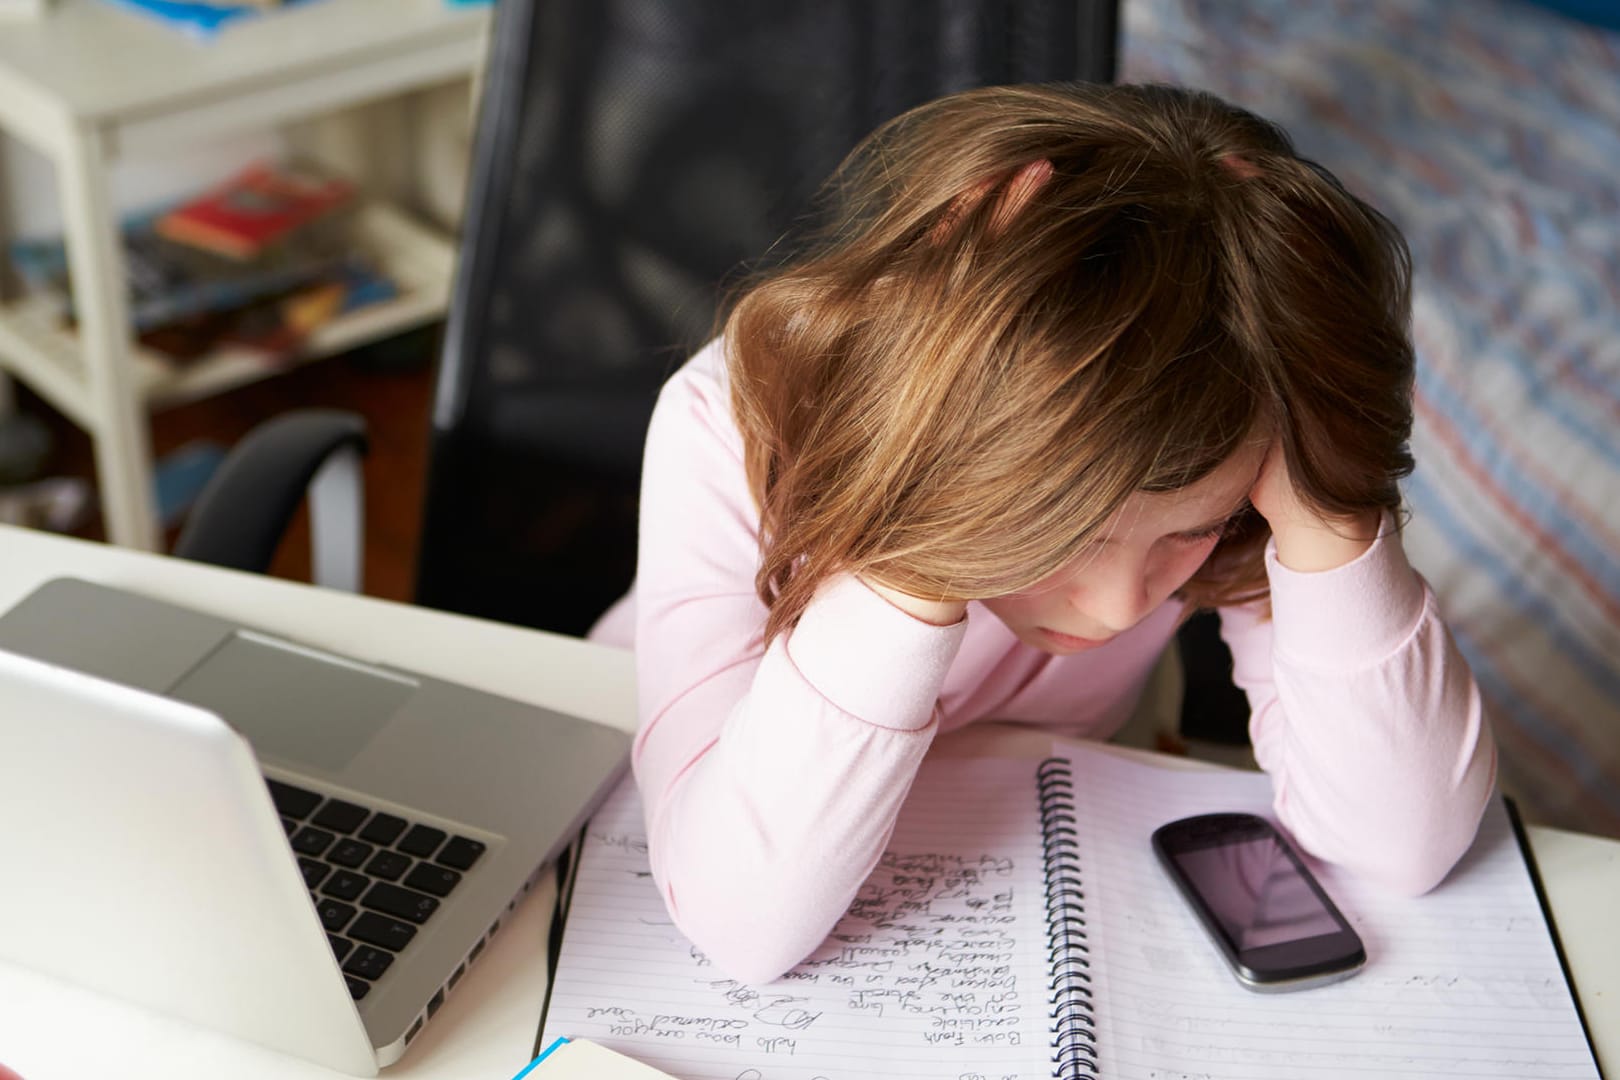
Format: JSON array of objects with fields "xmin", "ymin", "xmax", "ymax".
[
  {"xmin": 630, "ymin": 344, "xmax": 965, "ymax": 984},
  {"xmin": 1220, "ymin": 526, "xmax": 1498, "ymax": 896}
]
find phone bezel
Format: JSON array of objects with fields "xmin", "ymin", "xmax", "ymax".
[{"xmin": 1152, "ymin": 812, "xmax": 1366, "ymax": 992}]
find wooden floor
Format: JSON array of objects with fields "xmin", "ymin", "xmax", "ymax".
[{"xmin": 17, "ymin": 325, "xmax": 440, "ymax": 603}]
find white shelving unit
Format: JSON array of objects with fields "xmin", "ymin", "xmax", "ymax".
[
  {"xmin": 0, "ymin": 0, "xmax": 491, "ymax": 550},
  {"xmin": 0, "ymin": 202, "xmax": 455, "ymax": 415}
]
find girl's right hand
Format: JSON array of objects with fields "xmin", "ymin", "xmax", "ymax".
[{"xmin": 858, "ymin": 576, "xmax": 968, "ymax": 626}]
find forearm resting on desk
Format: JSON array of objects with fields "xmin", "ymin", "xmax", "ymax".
[
  {"xmin": 1226, "ymin": 534, "xmax": 1498, "ymax": 895},
  {"xmin": 634, "ymin": 578, "xmax": 962, "ymax": 984}
]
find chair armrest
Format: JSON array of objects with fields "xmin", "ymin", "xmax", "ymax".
[{"xmin": 173, "ymin": 409, "xmax": 368, "ymax": 592}]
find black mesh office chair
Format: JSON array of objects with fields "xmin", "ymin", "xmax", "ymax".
[
  {"xmin": 176, "ymin": 1, "xmax": 1252, "ymax": 748},
  {"xmin": 416, "ymin": 0, "xmax": 1121, "ymax": 636},
  {"xmin": 180, "ymin": 2, "xmax": 1120, "ymax": 622},
  {"xmin": 182, "ymin": 1, "xmax": 1122, "ymax": 634}
]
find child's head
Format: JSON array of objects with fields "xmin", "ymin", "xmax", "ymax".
[{"xmin": 726, "ymin": 82, "xmax": 1414, "ymax": 642}]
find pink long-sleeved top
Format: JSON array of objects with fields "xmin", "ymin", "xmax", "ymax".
[{"xmin": 591, "ymin": 338, "xmax": 1497, "ymax": 986}]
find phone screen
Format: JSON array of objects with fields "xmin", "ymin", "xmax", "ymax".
[
  {"xmin": 1155, "ymin": 813, "xmax": 1364, "ymax": 988},
  {"xmin": 1170, "ymin": 834, "xmax": 1344, "ymax": 951}
]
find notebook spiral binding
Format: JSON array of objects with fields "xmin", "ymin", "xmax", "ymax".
[{"xmin": 1038, "ymin": 757, "xmax": 1099, "ymax": 1079}]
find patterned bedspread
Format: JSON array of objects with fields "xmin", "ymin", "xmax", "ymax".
[{"xmin": 1122, "ymin": 0, "xmax": 1620, "ymax": 836}]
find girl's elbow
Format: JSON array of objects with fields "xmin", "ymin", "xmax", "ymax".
[
  {"xmin": 1388, "ymin": 738, "xmax": 1499, "ymax": 895},
  {"xmin": 1287, "ymin": 772, "xmax": 1493, "ymax": 898},
  {"xmin": 1294, "ymin": 820, "xmax": 1461, "ymax": 898},
  {"xmin": 1344, "ymin": 727, "xmax": 1498, "ymax": 895},
  {"xmin": 656, "ymin": 868, "xmax": 836, "ymax": 987},
  {"xmin": 1362, "ymin": 840, "xmax": 1463, "ymax": 898},
  {"xmin": 1343, "ymin": 786, "xmax": 1494, "ymax": 897}
]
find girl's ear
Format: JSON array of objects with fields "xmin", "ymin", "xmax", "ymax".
[{"xmin": 931, "ymin": 159, "xmax": 1054, "ymax": 243}]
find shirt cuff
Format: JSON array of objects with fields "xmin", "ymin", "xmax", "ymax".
[
  {"xmin": 1266, "ymin": 516, "xmax": 1428, "ymax": 670},
  {"xmin": 786, "ymin": 573, "xmax": 966, "ymax": 731}
]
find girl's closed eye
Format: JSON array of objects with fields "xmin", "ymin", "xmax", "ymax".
[{"xmin": 1168, "ymin": 513, "xmax": 1242, "ymax": 545}]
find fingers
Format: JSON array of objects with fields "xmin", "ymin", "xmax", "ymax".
[
  {"xmin": 989, "ymin": 159, "xmax": 1054, "ymax": 233},
  {"xmin": 1216, "ymin": 152, "xmax": 1263, "ymax": 181},
  {"xmin": 859, "ymin": 574, "xmax": 969, "ymax": 626},
  {"xmin": 930, "ymin": 175, "xmax": 999, "ymax": 243},
  {"xmin": 930, "ymin": 159, "xmax": 1054, "ymax": 244}
]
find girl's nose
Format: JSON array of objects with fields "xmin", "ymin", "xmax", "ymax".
[{"xmin": 1068, "ymin": 563, "xmax": 1154, "ymax": 634}]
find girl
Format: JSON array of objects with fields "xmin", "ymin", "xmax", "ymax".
[{"xmin": 591, "ymin": 82, "xmax": 1496, "ymax": 985}]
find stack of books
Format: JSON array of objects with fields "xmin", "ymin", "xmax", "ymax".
[
  {"xmin": 98, "ymin": 0, "xmax": 310, "ymax": 38},
  {"xmin": 9, "ymin": 161, "xmax": 398, "ymax": 365}
]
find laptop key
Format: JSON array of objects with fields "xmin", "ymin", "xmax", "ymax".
[
  {"xmin": 280, "ymin": 816, "xmax": 298, "ymax": 837},
  {"xmin": 267, "ymin": 780, "xmax": 321, "ymax": 819},
  {"xmin": 365, "ymin": 850, "xmax": 411, "ymax": 881},
  {"xmin": 345, "ymin": 977, "xmax": 370, "ymax": 1001},
  {"xmin": 359, "ymin": 812, "xmax": 407, "ymax": 846},
  {"xmin": 398, "ymin": 825, "xmax": 447, "ymax": 858},
  {"xmin": 317, "ymin": 899, "xmax": 357, "ymax": 933},
  {"xmin": 298, "ymin": 858, "xmax": 331, "ymax": 889},
  {"xmin": 327, "ymin": 839, "xmax": 374, "ymax": 869},
  {"xmin": 349, "ymin": 911, "xmax": 417, "ymax": 952},
  {"xmin": 328, "ymin": 935, "xmax": 354, "ymax": 962},
  {"xmin": 292, "ymin": 827, "xmax": 336, "ymax": 857},
  {"xmin": 322, "ymin": 869, "xmax": 369, "ymax": 902},
  {"xmin": 343, "ymin": 945, "xmax": 394, "ymax": 982},
  {"xmin": 403, "ymin": 863, "xmax": 462, "ymax": 898},
  {"xmin": 311, "ymin": 799, "xmax": 369, "ymax": 835},
  {"xmin": 362, "ymin": 882, "xmax": 440, "ymax": 924},
  {"xmin": 436, "ymin": 836, "xmax": 486, "ymax": 871}
]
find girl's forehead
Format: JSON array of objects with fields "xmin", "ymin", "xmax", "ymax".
[{"xmin": 1109, "ymin": 440, "xmax": 1267, "ymax": 537}]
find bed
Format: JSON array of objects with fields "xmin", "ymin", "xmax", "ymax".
[{"xmin": 1122, "ymin": 0, "xmax": 1620, "ymax": 837}]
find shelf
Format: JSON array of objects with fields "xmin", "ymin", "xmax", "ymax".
[
  {"xmin": 0, "ymin": 0, "xmax": 490, "ymax": 156},
  {"xmin": 0, "ymin": 200, "xmax": 455, "ymax": 419}
]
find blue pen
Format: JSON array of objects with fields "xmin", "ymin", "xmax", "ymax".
[{"xmin": 510, "ymin": 1036, "xmax": 570, "ymax": 1080}]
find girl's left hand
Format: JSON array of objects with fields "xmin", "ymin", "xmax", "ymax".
[{"xmin": 1249, "ymin": 439, "xmax": 1381, "ymax": 573}]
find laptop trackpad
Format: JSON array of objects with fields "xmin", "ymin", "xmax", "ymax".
[{"xmin": 169, "ymin": 631, "xmax": 414, "ymax": 772}]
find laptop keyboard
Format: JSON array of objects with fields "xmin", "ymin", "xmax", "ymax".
[{"xmin": 267, "ymin": 779, "xmax": 486, "ymax": 1001}]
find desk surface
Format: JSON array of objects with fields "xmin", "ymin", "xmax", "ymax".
[
  {"xmin": 0, "ymin": 525, "xmax": 633, "ymax": 1080},
  {"xmin": 0, "ymin": 523, "xmax": 1612, "ymax": 1078}
]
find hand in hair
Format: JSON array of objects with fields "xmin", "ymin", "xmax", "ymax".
[
  {"xmin": 856, "ymin": 160, "xmax": 1054, "ymax": 629},
  {"xmin": 929, "ymin": 158, "xmax": 1054, "ymax": 241},
  {"xmin": 1250, "ymin": 440, "xmax": 1382, "ymax": 573},
  {"xmin": 859, "ymin": 575, "xmax": 968, "ymax": 627}
]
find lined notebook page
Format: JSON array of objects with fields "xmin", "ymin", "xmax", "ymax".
[
  {"xmin": 1060, "ymin": 744, "xmax": 1601, "ymax": 1079},
  {"xmin": 540, "ymin": 757, "xmax": 1054, "ymax": 1079}
]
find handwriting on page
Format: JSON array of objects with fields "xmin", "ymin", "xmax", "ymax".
[{"xmin": 541, "ymin": 759, "xmax": 1051, "ymax": 1080}]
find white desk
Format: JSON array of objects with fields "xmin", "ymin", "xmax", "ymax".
[
  {"xmin": 0, "ymin": 524, "xmax": 633, "ymax": 1080},
  {"xmin": 0, "ymin": 523, "xmax": 1613, "ymax": 1078},
  {"xmin": 0, "ymin": 0, "xmax": 490, "ymax": 550}
]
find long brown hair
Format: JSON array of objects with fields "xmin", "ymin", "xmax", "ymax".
[{"xmin": 726, "ymin": 82, "xmax": 1414, "ymax": 643}]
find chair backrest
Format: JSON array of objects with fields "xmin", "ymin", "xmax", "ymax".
[{"xmin": 417, "ymin": 0, "xmax": 1120, "ymax": 635}]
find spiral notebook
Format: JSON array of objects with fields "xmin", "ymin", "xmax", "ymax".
[{"xmin": 538, "ymin": 742, "xmax": 1601, "ymax": 1079}]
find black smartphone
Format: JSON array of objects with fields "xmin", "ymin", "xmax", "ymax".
[{"xmin": 1151, "ymin": 812, "xmax": 1366, "ymax": 992}]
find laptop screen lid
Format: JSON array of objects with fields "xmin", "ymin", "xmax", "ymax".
[
  {"xmin": 0, "ymin": 576, "xmax": 635, "ymax": 1068},
  {"xmin": 0, "ymin": 648, "xmax": 380, "ymax": 1075}
]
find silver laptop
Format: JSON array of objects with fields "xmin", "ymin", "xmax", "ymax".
[{"xmin": 0, "ymin": 577, "xmax": 631, "ymax": 1075}]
